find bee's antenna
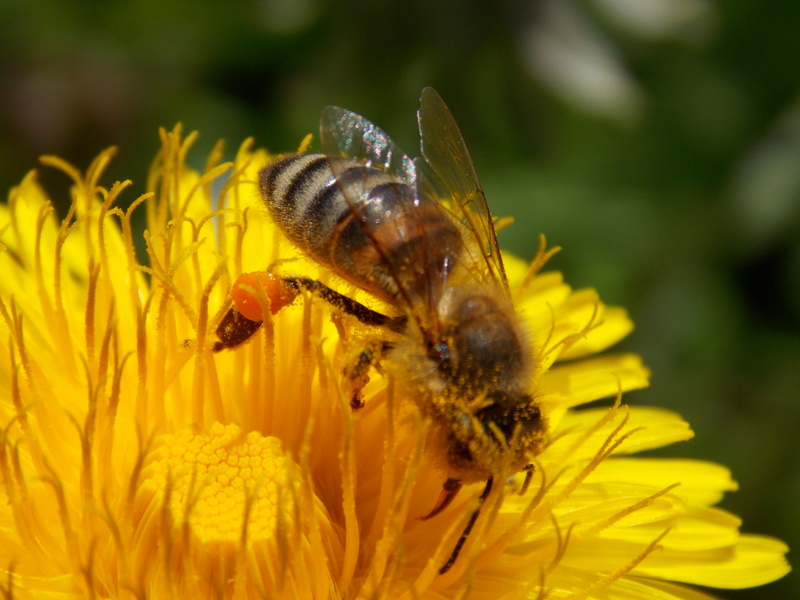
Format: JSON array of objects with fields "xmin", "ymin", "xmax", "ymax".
[{"xmin": 439, "ymin": 476, "xmax": 493, "ymax": 574}]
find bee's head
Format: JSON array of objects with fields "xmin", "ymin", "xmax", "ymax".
[{"xmin": 444, "ymin": 391, "xmax": 546, "ymax": 481}]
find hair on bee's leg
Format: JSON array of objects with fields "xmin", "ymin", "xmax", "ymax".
[
  {"xmin": 421, "ymin": 478, "xmax": 462, "ymax": 520},
  {"xmin": 439, "ymin": 477, "xmax": 494, "ymax": 575},
  {"xmin": 346, "ymin": 340, "xmax": 394, "ymax": 409},
  {"xmin": 215, "ymin": 274, "xmax": 404, "ymax": 352},
  {"xmin": 283, "ymin": 277, "xmax": 406, "ymax": 331},
  {"xmin": 213, "ymin": 307, "xmax": 263, "ymax": 351}
]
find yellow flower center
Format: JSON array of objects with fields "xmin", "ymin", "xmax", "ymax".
[
  {"xmin": 129, "ymin": 422, "xmax": 340, "ymax": 596},
  {"xmin": 143, "ymin": 423, "xmax": 295, "ymax": 544}
]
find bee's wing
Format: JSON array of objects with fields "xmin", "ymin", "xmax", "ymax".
[
  {"xmin": 416, "ymin": 87, "xmax": 509, "ymax": 293},
  {"xmin": 319, "ymin": 105, "xmax": 460, "ymax": 322},
  {"xmin": 320, "ymin": 105, "xmax": 416, "ymax": 180}
]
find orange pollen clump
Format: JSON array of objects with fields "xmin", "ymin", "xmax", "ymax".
[{"xmin": 232, "ymin": 271, "xmax": 299, "ymax": 322}]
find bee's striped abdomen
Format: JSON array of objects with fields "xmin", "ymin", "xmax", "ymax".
[
  {"xmin": 259, "ymin": 153, "xmax": 462, "ymax": 304},
  {"xmin": 261, "ymin": 154, "xmax": 339, "ymax": 252}
]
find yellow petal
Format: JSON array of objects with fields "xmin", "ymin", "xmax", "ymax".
[
  {"xmin": 540, "ymin": 353, "xmax": 651, "ymax": 414},
  {"xmin": 558, "ymin": 306, "xmax": 635, "ymax": 361},
  {"xmin": 586, "ymin": 458, "xmax": 737, "ymax": 506},
  {"xmin": 547, "ymin": 406, "xmax": 694, "ymax": 464},
  {"xmin": 635, "ymin": 534, "xmax": 791, "ymax": 589}
]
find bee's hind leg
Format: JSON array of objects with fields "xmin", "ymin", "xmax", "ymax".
[
  {"xmin": 213, "ymin": 307, "xmax": 263, "ymax": 351},
  {"xmin": 283, "ymin": 277, "xmax": 405, "ymax": 410},
  {"xmin": 284, "ymin": 277, "xmax": 406, "ymax": 331}
]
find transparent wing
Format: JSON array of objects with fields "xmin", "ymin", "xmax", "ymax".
[
  {"xmin": 319, "ymin": 105, "xmax": 462, "ymax": 326},
  {"xmin": 320, "ymin": 105, "xmax": 416, "ymax": 181},
  {"xmin": 416, "ymin": 87, "xmax": 509, "ymax": 293}
]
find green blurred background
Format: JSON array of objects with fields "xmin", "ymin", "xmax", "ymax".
[{"xmin": 0, "ymin": 1, "xmax": 796, "ymax": 597}]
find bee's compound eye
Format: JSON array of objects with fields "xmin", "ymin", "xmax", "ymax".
[{"xmin": 429, "ymin": 341, "xmax": 451, "ymax": 364}]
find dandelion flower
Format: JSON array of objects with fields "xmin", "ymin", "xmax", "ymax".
[{"xmin": 0, "ymin": 126, "xmax": 790, "ymax": 599}]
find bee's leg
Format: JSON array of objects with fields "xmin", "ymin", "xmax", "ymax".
[
  {"xmin": 214, "ymin": 271, "xmax": 299, "ymax": 351},
  {"xmin": 215, "ymin": 276, "xmax": 404, "ymax": 405},
  {"xmin": 213, "ymin": 308, "xmax": 263, "ymax": 352},
  {"xmin": 520, "ymin": 463, "xmax": 534, "ymax": 495},
  {"xmin": 345, "ymin": 340, "xmax": 393, "ymax": 409},
  {"xmin": 439, "ymin": 477, "xmax": 494, "ymax": 575},
  {"xmin": 282, "ymin": 278, "xmax": 405, "ymax": 409},
  {"xmin": 421, "ymin": 478, "xmax": 462, "ymax": 520},
  {"xmin": 284, "ymin": 277, "xmax": 406, "ymax": 332}
]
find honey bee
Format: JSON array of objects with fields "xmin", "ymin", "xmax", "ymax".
[{"xmin": 215, "ymin": 88, "xmax": 547, "ymax": 574}]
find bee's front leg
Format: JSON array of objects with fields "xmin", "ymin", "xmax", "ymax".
[{"xmin": 421, "ymin": 477, "xmax": 462, "ymax": 520}]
